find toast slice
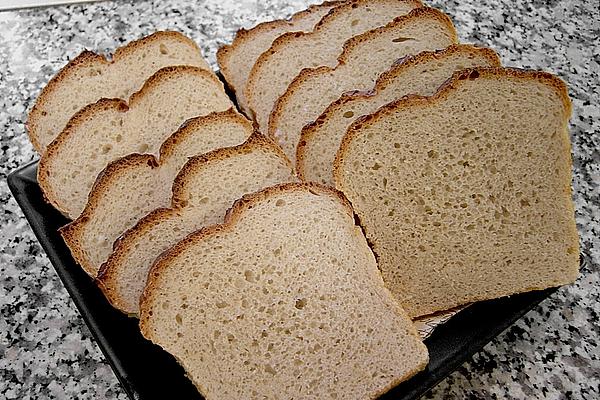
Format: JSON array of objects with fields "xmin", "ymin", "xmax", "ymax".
[
  {"xmin": 139, "ymin": 182, "xmax": 429, "ymax": 400},
  {"xmin": 60, "ymin": 109, "xmax": 253, "ymax": 277},
  {"xmin": 244, "ymin": 0, "xmax": 423, "ymax": 132},
  {"xmin": 297, "ymin": 44, "xmax": 501, "ymax": 184},
  {"xmin": 217, "ymin": 1, "xmax": 344, "ymax": 114},
  {"xmin": 334, "ymin": 67, "xmax": 579, "ymax": 317},
  {"xmin": 38, "ymin": 65, "xmax": 233, "ymax": 219},
  {"xmin": 97, "ymin": 134, "xmax": 296, "ymax": 315},
  {"xmin": 269, "ymin": 7, "xmax": 458, "ymax": 161},
  {"xmin": 27, "ymin": 31, "xmax": 211, "ymax": 152}
]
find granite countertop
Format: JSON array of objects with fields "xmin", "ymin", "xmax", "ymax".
[{"xmin": 0, "ymin": 0, "xmax": 598, "ymax": 398}]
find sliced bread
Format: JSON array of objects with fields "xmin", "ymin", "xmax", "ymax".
[
  {"xmin": 268, "ymin": 7, "xmax": 458, "ymax": 161},
  {"xmin": 217, "ymin": 1, "xmax": 343, "ymax": 114},
  {"xmin": 38, "ymin": 65, "xmax": 233, "ymax": 219},
  {"xmin": 60, "ymin": 109, "xmax": 253, "ymax": 277},
  {"xmin": 244, "ymin": 0, "xmax": 423, "ymax": 132},
  {"xmin": 96, "ymin": 134, "xmax": 296, "ymax": 315},
  {"xmin": 139, "ymin": 182, "xmax": 429, "ymax": 400},
  {"xmin": 27, "ymin": 31, "xmax": 211, "ymax": 152},
  {"xmin": 334, "ymin": 67, "xmax": 579, "ymax": 317},
  {"xmin": 297, "ymin": 44, "xmax": 501, "ymax": 184}
]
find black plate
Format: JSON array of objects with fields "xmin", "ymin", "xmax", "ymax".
[{"xmin": 8, "ymin": 160, "xmax": 557, "ymax": 399}]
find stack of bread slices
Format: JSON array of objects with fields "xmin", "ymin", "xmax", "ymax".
[{"xmin": 28, "ymin": 1, "xmax": 579, "ymax": 399}]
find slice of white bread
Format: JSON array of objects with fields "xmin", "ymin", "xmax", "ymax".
[
  {"xmin": 27, "ymin": 31, "xmax": 211, "ymax": 152},
  {"xmin": 97, "ymin": 134, "xmax": 296, "ymax": 315},
  {"xmin": 217, "ymin": 1, "xmax": 343, "ymax": 114},
  {"xmin": 38, "ymin": 66, "xmax": 233, "ymax": 219},
  {"xmin": 269, "ymin": 7, "xmax": 458, "ymax": 161},
  {"xmin": 334, "ymin": 67, "xmax": 580, "ymax": 317},
  {"xmin": 60, "ymin": 109, "xmax": 253, "ymax": 277},
  {"xmin": 244, "ymin": 0, "xmax": 423, "ymax": 132},
  {"xmin": 139, "ymin": 182, "xmax": 429, "ymax": 400},
  {"xmin": 297, "ymin": 44, "xmax": 501, "ymax": 184}
]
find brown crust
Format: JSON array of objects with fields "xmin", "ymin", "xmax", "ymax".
[
  {"xmin": 59, "ymin": 108, "xmax": 250, "ymax": 277},
  {"xmin": 37, "ymin": 66, "xmax": 225, "ymax": 218},
  {"xmin": 216, "ymin": 1, "xmax": 345, "ymax": 96},
  {"xmin": 27, "ymin": 31, "xmax": 207, "ymax": 153},
  {"xmin": 244, "ymin": 0, "xmax": 423, "ymax": 119},
  {"xmin": 334, "ymin": 66, "xmax": 572, "ymax": 188},
  {"xmin": 96, "ymin": 132, "xmax": 293, "ymax": 313},
  {"xmin": 295, "ymin": 44, "xmax": 501, "ymax": 179},
  {"xmin": 267, "ymin": 6, "xmax": 458, "ymax": 139}
]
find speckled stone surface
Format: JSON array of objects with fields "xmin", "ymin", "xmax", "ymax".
[{"xmin": 0, "ymin": 0, "xmax": 598, "ymax": 398}]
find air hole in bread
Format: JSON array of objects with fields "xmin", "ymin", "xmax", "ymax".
[
  {"xmin": 159, "ymin": 44, "xmax": 168, "ymax": 55},
  {"xmin": 275, "ymin": 199, "xmax": 285, "ymax": 206},
  {"xmin": 101, "ymin": 144, "xmax": 112, "ymax": 154},
  {"xmin": 343, "ymin": 110, "xmax": 354, "ymax": 118},
  {"xmin": 392, "ymin": 37, "xmax": 415, "ymax": 43},
  {"xmin": 294, "ymin": 298, "xmax": 307, "ymax": 309},
  {"xmin": 350, "ymin": 19, "xmax": 360, "ymax": 27},
  {"xmin": 138, "ymin": 143, "xmax": 149, "ymax": 153}
]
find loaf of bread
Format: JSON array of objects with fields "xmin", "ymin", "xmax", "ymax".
[
  {"xmin": 27, "ymin": 31, "xmax": 210, "ymax": 152},
  {"xmin": 217, "ymin": 1, "xmax": 343, "ymax": 114},
  {"xmin": 334, "ymin": 67, "xmax": 580, "ymax": 317},
  {"xmin": 97, "ymin": 134, "xmax": 296, "ymax": 315},
  {"xmin": 38, "ymin": 66, "xmax": 233, "ymax": 219},
  {"xmin": 139, "ymin": 182, "xmax": 429, "ymax": 400},
  {"xmin": 297, "ymin": 44, "xmax": 501, "ymax": 184},
  {"xmin": 244, "ymin": 0, "xmax": 422, "ymax": 132},
  {"xmin": 60, "ymin": 109, "xmax": 253, "ymax": 277},
  {"xmin": 269, "ymin": 7, "xmax": 457, "ymax": 161}
]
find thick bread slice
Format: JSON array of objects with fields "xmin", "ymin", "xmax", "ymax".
[
  {"xmin": 27, "ymin": 31, "xmax": 210, "ymax": 152},
  {"xmin": 97, "ymin": 134, "xmax": 296, "ymax": 315},
  {"xmin": 244, "ymin": 0, "xmax": 423, "ymax": 132},
  {"xmin": 217, "ymin": 1, "xmax": 344, "ymax": 114},
  {"xmin": 297, "ymin": 44, "xmax": 501, "ymax": 184},
  {"xmin": 38, "ymin": 66, "xmax": 233, "ymax": 219},
  {"xmin": 334, "ymin": 67, "xmax": 579, "ymax": 317},
  {"xmin": 139, "ymin": 182, "xmax": 429, "ymax": 400},
  {"xmin": 60, "ymin": 109, "xmax": 253, "ymax": 277},
  {"xmin": 269, "ymin": 7, "xmax": 458, "ymax": 161}
]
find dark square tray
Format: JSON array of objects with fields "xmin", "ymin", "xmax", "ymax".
[{"xmin": 8, "ymin": 160, "xmax": 557, "ymax": 399}]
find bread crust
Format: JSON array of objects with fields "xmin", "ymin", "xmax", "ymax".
[
  {"xmin": 27, "ymin": 31, "xmax": 208, "ymax": 153},
  {"xmin": 37, "ymin": 65, "xmax": 225, "ymax": 218},
  {"xmin": 96, "ymin": 133, "xmax": 292, "ymax": 314},
  {"xmin": 216, "ymin": 1, "xmax": 345, "ymax": 97},
  {"xmin": 59, "ymin": 108, "xmax": 250, "ymax": 277},
  {"xmin": 244, "ymin": 0, "xmax": 423, "ymax": 122},
  {"xmin": 266, "ymin": 6, "xmax": 458, "ymax": 158},
  {"xmin": 295, "ymin": 44, "xmax": 501, "ymax": 179}
]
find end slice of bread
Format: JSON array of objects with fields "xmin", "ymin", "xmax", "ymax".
[
  {"xmin": 38, "ymin": 65, "xmax": 233, "ymax": 219},
  {"xmin": 244, "ymin": 0, "xmax": 422, "ymax": 132},
  {"xmin": 27, "ymin": 31, "xmax": 211, "ymax": 152},
  {"xmin": 139, "ymin": 182, "xmax": 429, "ymax": 400},
  {"xmin": 60, "ymin": 109, "xmax": 253, "ymax": 277},
  {"xmin": 96, "ymin": 134, "xmax": 296, "ymax": 315},
  {"xmin": 268, "ymin": 7, "xmax": 458, "ymax": 161},
  {"xmin": 216, "ymin": 1, "xmax": 343, "ymax": 114},
  {"xmin": 297, "ymin": 44, "xmax": 501, "ymax": 184},
  {"xmin": 334, "ymin": 67, "xmax": 579, "ymax": 317}
]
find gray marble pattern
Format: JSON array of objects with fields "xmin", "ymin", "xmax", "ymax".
[{"xmin": 0, "ymin": 0, "xmax": 598, "ymax": 398}]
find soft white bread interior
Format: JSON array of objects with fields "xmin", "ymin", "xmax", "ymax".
[{"xmin": 334, "ymin": 67, "xmax": 579, "ymax": 317}]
